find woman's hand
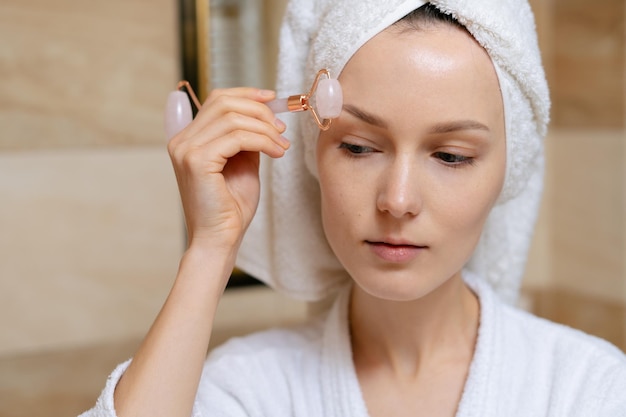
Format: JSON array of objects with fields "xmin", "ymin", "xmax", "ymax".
[
  {"xmin": 167, "ymin": 87, "xmax": 289, "ymax": 252},
  {"xmin": 112, "ymin": 87, "xmax": 289, "ymax": 417}
]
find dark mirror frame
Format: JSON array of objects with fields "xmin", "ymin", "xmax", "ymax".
[{"xmin": 178, "ymin": 0, "xmax": 261, "ymax": 288}]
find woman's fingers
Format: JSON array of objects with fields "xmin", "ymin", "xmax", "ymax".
[
  {"xmin": 167, "ymin": 86, "xmax": 290, "ymax": 182},
  {"xmin": 169, "ymin": 115, "xmax": 289, "ymax": 173},
  {"xmin": 182, "ymin": 88, "xmax": 278, "ymax": 138},
  {"xmin": 207, "ymin": 129, "xmax": 288, "ymax": 168},
  {"xmin": 168, "ymin": 88, "xmax": 288, "ymax": 162},
  {"xmin": 165, "ymin": 86, "xmax": 291, "ymax": 247},
  {"xmin": 176, "ymin": 129, "xmax": 288, "ymax": 178},
  {"xmin": 203, "ymin": 87, "xmax": 276, "ymax": 105},
  {"xmin": 179, "ymin": 109, "xmax": 287, "ymax": 152}
]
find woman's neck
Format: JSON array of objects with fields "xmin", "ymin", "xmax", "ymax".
[{"xmin": 349, "ymin": 273, "xmax": 480, "ymax": 378}]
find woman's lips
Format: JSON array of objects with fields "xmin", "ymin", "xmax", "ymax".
[{"xmin": 366, "ymin": 241, "xmax": 427, "ymax": 263}]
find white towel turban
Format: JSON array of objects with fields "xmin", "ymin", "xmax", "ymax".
[{"xmin": 236, "ymin": 0, "xmax": 550, "ymax": 304}]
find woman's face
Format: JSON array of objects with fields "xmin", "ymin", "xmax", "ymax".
[{"xmin": 316, "ymin": 23, "xmax": 506, "ymax": 302}]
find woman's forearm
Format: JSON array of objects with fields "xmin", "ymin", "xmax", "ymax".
[
  {"xmin": 113, "ymin": 244, "xmax": 236, "ymax": 417},
  {"xmin": 111, "ymin": 87, "xmax": 286, "ymax": 417}
]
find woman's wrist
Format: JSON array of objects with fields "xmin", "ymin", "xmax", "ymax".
[{"xmin": 176, "ymin": 240, "xmax": 239, "ymax": 295}]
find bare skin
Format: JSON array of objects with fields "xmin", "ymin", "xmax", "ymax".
[
  {"xmin": 316, "ymin": 24, "xmax": 505, "ymax": 417},
  {"xmin": 351, "ymin": 277, "xmax": 478, "ymax": 417},
  {"xmin": 113, "ymin": 88, "xmax": 289, "ymax": 417}
]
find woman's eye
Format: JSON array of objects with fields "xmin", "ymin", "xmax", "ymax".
[
  {"xmin": 434, "ymin": 152, "xmax": 474, "ymax": 166},
  {"xmin": 338, "ymin": 142, "xmax": 374, "ymax": 155}
]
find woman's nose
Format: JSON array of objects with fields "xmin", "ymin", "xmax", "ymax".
[{"xmin": 376, "ymin": 157, "xmax": 422, "ymax": 218}]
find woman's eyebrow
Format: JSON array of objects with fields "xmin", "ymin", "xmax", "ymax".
[
  {"xmin": 342, "ymin": 104, "xmax": 388, "ymax": 128},
  {"xmin": 343, "ymin": 104, "xmax": 490, "ymax": 134},
  {"xmin": 428, "ymin": 120, "xmax": 490, "ymax": 134}
]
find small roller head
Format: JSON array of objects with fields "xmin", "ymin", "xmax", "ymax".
[
  {"xmin": 315, "ymin": 78, "xmax": 343, "ymax": 119},
  {"xmin": 165, "ymin": 91, "xmax": 193, "ymax": 140}
]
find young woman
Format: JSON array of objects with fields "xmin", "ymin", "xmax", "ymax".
[{"xmin": 82, "ymin": 1, "xmax": 626, "ymax": 416}]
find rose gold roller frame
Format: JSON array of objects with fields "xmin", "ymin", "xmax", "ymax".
[
  {"xmin": 174, "ymin": 69, "xmax": 336, "ymax": 130},
  {"xmin": 284, "ymin": 68, "xmax": 334, "ymax": 130},
  {"xmin": 176, "ymin": 80, "xmax": 202, "ymax": 110}
]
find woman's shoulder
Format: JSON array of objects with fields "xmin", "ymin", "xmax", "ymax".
[
  {"xmin": 468, "ymin": 274, "xmax": 625, "ymax": 366},
  {"xmin": 194, "ymin": 316, "xmax": 330, "ymax": 415},
  {"xmin": 501, "ymin": 299, "xmax": 625, "ymax": 366},
  {"xmin": 203, "ymin": 315, "xmax": 326, "ymax": 373},
  {"xmin": 499, "ymin": 302, "xmax": 626, "ymax": 413},
  {"xmin": 470, "ymin": 279, "xmax": 626, "ymax": 415}
]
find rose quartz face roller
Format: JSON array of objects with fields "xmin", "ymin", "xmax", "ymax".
[
  {"xmin": 165, "ymin": 69, "xmax": 343, "ymax": 139},
  {"xmin": 164, "ymin": 81, "xmax": 199, "ymax": 140},
  {"xmin": 265, "ymin": 69, "xmax": 342, "ymax": 130}
]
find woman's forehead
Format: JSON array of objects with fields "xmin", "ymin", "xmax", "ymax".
[{"xmin": 338, "ymin": 25, "xmax": 503, "ymax": 131}]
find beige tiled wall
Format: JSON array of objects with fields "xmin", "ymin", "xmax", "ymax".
[
  {"xmin": 550, "ymin": 0, "xmax": 624, "ymax": 128},
  {"xmin": 0, "ymin": 0, "xmax": 184, "ymax": 355},
  {"xmin": 0, "ymin": 0, "xmax": 179, "ymax": 150},
  {"xmin": 0, "ymin": 0, "xmax": 307, "ymax": 358},
  {"xmin": 0, "ymin": 148, "xmax": 183, "ymax": 355},
  {"xmin": 525, "ymin": 0, "xmax": 625, "ymax": 349},
  {"xmin": 549, "ymin": 130, "xmax": 624, "ymax": 302},
  {"xmin": 1, "ymin": 0, "xmax": 624, "ymax": 358},
  {"xmin": 523, "ymin": 129, "xmax": 626, "ymax": 348}
]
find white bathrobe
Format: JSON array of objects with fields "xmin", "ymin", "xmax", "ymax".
[{"xmin": 82, "ymin": 272, "xmax": 626, "ymax": 417}]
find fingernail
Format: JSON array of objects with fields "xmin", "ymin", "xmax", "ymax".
[
  {"xmin": 274, "ymin": 118, "xmax": 286, "ymax": 130},
  {"xmin": 279, "ymin": 135, "xmax": 290, "ymax": 148},
  {"xmin": 260, "ymin": 89, "xmax": 275, "ymax": 98}
]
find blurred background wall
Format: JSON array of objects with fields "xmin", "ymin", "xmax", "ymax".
[
  {"xmin": 523, "ymin": 0, "xmax": 625, "ymax": 349},
  {"xmin": 0, "ymin": 0, "xmax": 624, "ymax": 416},
  {"xmin": 0, "ymin": 0, "xmax": 183, "ymax": 357}
]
